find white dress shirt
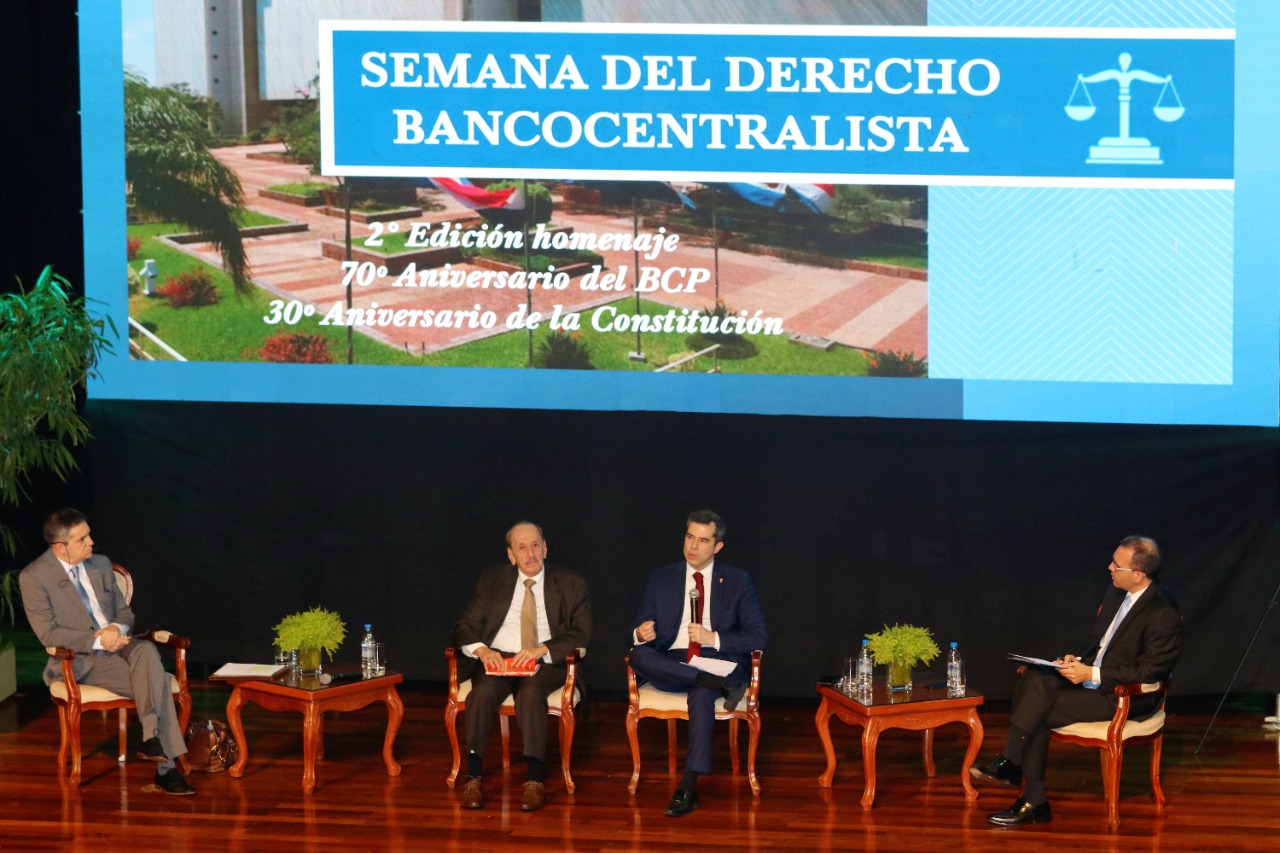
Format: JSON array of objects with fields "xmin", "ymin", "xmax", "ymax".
[
  {"xmin": 463, "ymin": 567, "xmax": 553, "ymax": 663},
  {"xmin": 1088, "ymin": 585, "xmax": 1148, "ymax": 685},
  {"xmin": 56, "ymin": 557, "xmax": 128, "ymax": 649},
  {"xmin": 633, "ymin": 561, "xmax": 722, "ymax": 652}
]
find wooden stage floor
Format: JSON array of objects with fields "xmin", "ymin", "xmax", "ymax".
[{"xmin": 1, "ymin": 683, "xmax": 1277, "ymax": 851}]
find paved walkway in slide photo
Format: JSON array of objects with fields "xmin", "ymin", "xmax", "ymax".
[{"xmin": 175, "ymin": 144, "xmax": 927, "ymax": 360}]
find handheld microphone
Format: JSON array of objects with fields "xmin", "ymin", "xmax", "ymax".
[
  {"xmin": 319, "ymin": 671, "xmax": 363, "ymax": 685},
  {"xmin": 689, "ymin": 587, "xmax": 701, "ymax": 627}
]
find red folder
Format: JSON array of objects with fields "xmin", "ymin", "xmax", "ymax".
[{"xmin": 484, "ymin": 656, "xmax": 540, "ymax": 676}]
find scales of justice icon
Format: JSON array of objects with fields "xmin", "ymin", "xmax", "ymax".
[{"xmin": 1065, "ymin": 52, "xmax": 1185, "ymax": 165}]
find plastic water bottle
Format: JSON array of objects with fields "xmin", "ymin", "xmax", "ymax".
[
  {"xmin": 856, "ymin": 639, "xmax": 874, "ymax": 693},
  {"xmin": 361, "ymin": 624, "xmax": 376, "ymax": 678},
  {"xmin": 947, "ymin": 641, "xmax": 966, "ymax": 697}
]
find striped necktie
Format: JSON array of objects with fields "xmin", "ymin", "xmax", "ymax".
[{"xmin": 72, "ymin": 565, "xmax": 104, "ymax": 628}]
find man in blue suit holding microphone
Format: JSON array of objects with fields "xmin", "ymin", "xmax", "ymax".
[{"xmin": 629, "ymin": 509, "xmax": 767, "ymax": 817}]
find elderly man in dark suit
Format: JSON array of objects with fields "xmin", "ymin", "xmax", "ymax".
[
  {"xmin": 452, "ymin": 521, "xmax": 591, "ymax": 812},
  {"xmin": 971, "ymin": 535, "xmax": 1182, "ymax": 825},
  {"xmin": 629, "ymin": 509, "xmax": 767, "ymax": 817},
  {"xmin": 19, "ymin": 508, "xmax": 194, "ymax": 795}
]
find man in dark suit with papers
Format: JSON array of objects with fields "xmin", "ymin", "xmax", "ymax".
[
  {"xmin": 451, "ymin": 521, "xmax": 591, "ymax": 812},
  {"xmin": 971, "ymin": 535, "xmax": 1181, "ymax": 826},
  {"xmin": 19, "ymin": 508, "xmax": 194, "ymax": 795},
  {"xmin": 629, "ymin": 509, "xmax": 767, "ymax": 817}
]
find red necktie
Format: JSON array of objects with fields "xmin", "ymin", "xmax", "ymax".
[{"xmin": 686, "ymin": 571, "xmax": 705, "ymax": 662}]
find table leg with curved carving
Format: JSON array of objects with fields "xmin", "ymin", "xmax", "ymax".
[
  {"xmin": 922, "ymin": 727, "xmax": 936, "ymax": 777},
  {"xmin": 860, "ymin": 718, "xmax": 883, "ymax": 809},
  {"xmin": 226, "ymin": 687, "xmax": 249, "ymax": 779},
  {"xmin": 960, "ymin": 708, "xmax": 983, "ymax": 802},
  {"xmin": 301, "ymin": 704, "xmax": 321, "ymax": 793},
  {"xmin": 816, "ymin": 697, "xmax": 838, "ymax": 787},
  {"xmin": 382, "ymin": 686, "xmax": 403, "ymax": 777}
]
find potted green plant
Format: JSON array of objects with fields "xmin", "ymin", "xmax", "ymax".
[
  {"xmin": 273, "ymin": 607, "xmax": 346, "ymax": 675},
  {"xmin": 865, "ymin": 623, "xmax": 941, "ymax": 691},
  {"xmin": 2, "ymin": 265, "xmax": 115, "ymax": 700},
  {"xmin": 0, "ymin": 570, "xmax": 21, "ymax": 701}
]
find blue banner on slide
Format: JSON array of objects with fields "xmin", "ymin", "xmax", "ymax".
[{"xmin": 322, "ymin": 24, "xmax": 1232, "ymax": 184}]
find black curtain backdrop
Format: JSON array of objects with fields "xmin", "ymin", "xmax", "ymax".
[
  {"xmin": 69, "ymin": 401, "xmax": 1280, "ymax": 700},
  {"xmin": 4, "ymin": 4, "xmax": 1278, "ymax": 701}
]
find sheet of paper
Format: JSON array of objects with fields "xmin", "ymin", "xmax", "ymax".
[
  {"xmin": 688, "ymin": 655, "xmax": 737, "ymax": 677},
  {"xmin": 1006, "ymin": 653, "xmax": 1064, "ymax": 669},
  {"xmin": 212, "ymin": 663, "xmax": 286, "ymax": 678}
]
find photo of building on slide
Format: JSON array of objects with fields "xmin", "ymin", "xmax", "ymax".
[{"xmin": 123, "ymin": 0, "xmax": 928, "ymax": 377}]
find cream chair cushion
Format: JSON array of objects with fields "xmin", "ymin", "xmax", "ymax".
[
  {"xmin": 50, "ymin": 672, "xmax": 182, "ymax": 703},
  {"xmin": 46, "ymin": 631, "xmax": 181, "ymax": 703},
  {"xmin": 1053, "ymin": 708, "xmax": 1166, "ymax": 740},
  {"xmin": 637, "ymin": 682, "xmax": 735, "ymax": 713},
  {"xmin": 455, "ymin": 678, "xmax": 581, "ymax": 709}
]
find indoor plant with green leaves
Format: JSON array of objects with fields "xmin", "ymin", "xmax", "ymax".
[
  {"xmin": 1, "ymin": 265, "xmax": 115, "ymax": 700},
  {"xmin": 1, "ymin": 265, "xmax": 114, "ymax": 558},
  {"xmin": 0, "ymin": 570, "xmax": 20, "ymax": 701},
  {"xmin": 273, "ymin": 607, "xmax": 346, "ymax": 675},
  {"xmin": 865, "ymin": 623, "xmax": 941, "ymax": 691}
]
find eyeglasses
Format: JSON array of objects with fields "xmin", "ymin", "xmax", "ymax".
[{"xmin": 1109, "ymin": 560, "xmax": 1138, "ymax": 573}]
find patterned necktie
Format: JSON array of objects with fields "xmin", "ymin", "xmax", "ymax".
[
  {"xmin": 686, "ymin": 571, "xmax": 705, "ymax": 662},
  {"xmin": 520, "ymin": 578, "xmax": 538, "ymax": 650},
  {"xmin": 72, "ymin": 565, "xmax": 103, "ymax": 628},
  {"xmin": 1086, "ymin": 595, "xmax": 1133, "ymax": 688}
]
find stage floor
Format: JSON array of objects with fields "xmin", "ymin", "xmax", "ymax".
[{"xmin": 1, "ymin": 683, "xmax": 1277, "ymax": 851}]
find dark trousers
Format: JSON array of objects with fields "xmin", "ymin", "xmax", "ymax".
[
  {"xmin": 1008, "ymin": 666, "xmax": 1115, "ymax": 782},
  {"xmin": 464, "ymin": 662, "xmax": 566, "ymax": 762},
  {"xmin": 629, "ymin": 644, "xmax": 743, "ymax": 776}
]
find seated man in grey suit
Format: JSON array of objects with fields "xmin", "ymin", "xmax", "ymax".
[
  {"xmin": 19, "ymin": 508, "xmax": 194, "ymax": 795},
  {"xmin": 452, "ymin": 521, "xmax": 591, "ymax": 812}
]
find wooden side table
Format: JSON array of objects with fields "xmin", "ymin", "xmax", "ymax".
[
  {"xmin": 220, "ymin": 667, "xmax": 404, "ymax": 793},
  {"xmin": 815, "ymin": 681, "xmax": 984, "ymax": 808}
]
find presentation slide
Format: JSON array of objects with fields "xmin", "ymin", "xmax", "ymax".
[{"xmin": 83, "ymin": 1, "xmax": 1278, "ymax": 425}]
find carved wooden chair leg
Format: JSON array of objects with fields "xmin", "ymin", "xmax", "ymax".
[
  {"xmin": 626, "ymin": 708, "xmax": 642, "ymax": 794},
  {"xmin": 67, "ymin": 707, "xmax": 84, "ymax": 785},
  {"xmin": 499, "ymin": 715, "xmax": 512, "ymax": 768},
  {"xmin": 1105, "ymin": 747, "xmax": 1123, "ymax": 829},
  {"xmin": 117, "ymin": 709, "xmax": 128, "ymax": 762},
  {"xmin": 559, "ymin": 712, "xmax": 576, "ymax": 794},
  {"xmin": 746, "ymin": 713, "xmax": 762, "ymax": 796},
  {"xmin": 728, "ymin": 717, "xmax": 741, "ymax": 775},
  {"xmin": 444, "ymin": 703, "xmax": 462, "ymax": 786},
  {"xmin": 1150, "ymin": 736, "xmax": 1166, "ymax": 810},
  {"xmin": 665, "ymin": 719, "xmax": 677, "ymax": 776},
  {"xmin": 57, "ymin": 707, "xmax": 69, "ymax": 769}
]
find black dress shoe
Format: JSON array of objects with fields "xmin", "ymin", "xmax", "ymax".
[
  {"xmin": 988, "ymin": 797, "xmax": 1051, "ymax": 826},
  {"xmin": 722, "ymin": 684, "xmax": 747, "ymax": 712},
  {"xmin": 137, "ymin": 737, "xmax": 166, "ymax": 762},
  {"xmin": 155, "ymin": 769, "xmax": 196, "ymax": 796},
  {"xmin": 664, "ymin": 789, "xmax": 699, "ymax": 817},
  {"xmin": 969, "ymin": 756, "xmax": 1022, "ymax": 787}
]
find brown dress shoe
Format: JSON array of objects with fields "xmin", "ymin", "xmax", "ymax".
[
  {"xmin": 460, "ymin": 776, "xmax": 484, "ymax": 809},
  {"xmin": 521, "ymin": 780, "xmax": 547, "ymax": 812}
]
